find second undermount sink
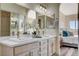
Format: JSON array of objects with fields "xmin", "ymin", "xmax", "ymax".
[{"xmin": 32, "ymin": 35, "xmax": 42, "ymax": 38}]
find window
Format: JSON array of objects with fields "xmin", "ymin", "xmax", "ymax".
[{"xmin": 69, "ymin": 20, "xmax": 78, "ymax": 29}]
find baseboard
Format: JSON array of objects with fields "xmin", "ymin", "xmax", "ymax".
[{"xmin": 62, "ymin": 45, "xmax": 78, "ymax": 49}]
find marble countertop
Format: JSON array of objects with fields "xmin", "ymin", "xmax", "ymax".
[{"xmin": 0, "ymin": 35, "xmax": 56, "ymax": 47}]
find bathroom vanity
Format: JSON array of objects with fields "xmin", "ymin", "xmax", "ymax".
[{"xmin": 0, "ymin": 35, "xmax": 56, "ymax": 56}]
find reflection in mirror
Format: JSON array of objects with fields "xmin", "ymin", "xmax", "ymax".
[
  {"xmin": 10, "ymin": 13, "xmax": 25, "ymax": 36},
  {"xmin": 36, "ymin": 12, "xmax": 57, "ymax": 36},
  {"xmin": 37, "ymin": 13, "xmax": 57, "ymax": 35},
  {"xmin": 38, "ymin": 15, "xmax": 45, "ymax": 29},
  {"xmin": 25, "ymin": 10, "xmax": 37, "ymax": 35},
  {"xmin": 46, "ymin": 16, "xmax": 55, "ymax": 29}
]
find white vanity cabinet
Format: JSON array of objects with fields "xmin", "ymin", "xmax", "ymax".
[
  {"xmin": 0, "ymin": 36, "xmax": 56, "ymax": 56},
  {"xmin": 0, "ymin": 42, "xmax": 40, "ymax": 56}
]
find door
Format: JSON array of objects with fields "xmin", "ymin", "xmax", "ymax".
[{"xmin": 1, "ymin": 11, "xmax": 10, "ymax": 36}]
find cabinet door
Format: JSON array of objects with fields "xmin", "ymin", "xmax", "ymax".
[
  {"xmin": 31, "ymin": 42, "xmax": 39, "ymax": 56},
  {"xmin": 48, "ymin": 38, "xmax": 55, "ymax": 56},
  {"xmin": 0, "ymin": 44, "xmax": 2, "ymax": 56},
  {"xmin": 39, "ymin": 40, "xmax": 48, "ymax": 56},
  {"xmin": 52, "ymin": 37, "xmax": 56, "ymax": 54},
  {"xmin": 31, "ymin": 48, "xmax": 39, "ymax": 56}
]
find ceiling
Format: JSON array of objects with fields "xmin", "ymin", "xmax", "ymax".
[
  {"xmin": 16, "ymin": 3, "xmax": 78, "ymax": 16},
  {"xmin": 16, "ymin": 3, "xmax": 60, "ymax": 17}
]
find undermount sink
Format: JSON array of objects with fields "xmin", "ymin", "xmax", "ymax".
[{"xmin": 8, "ymin": 37, "xmax": 32, "ymax": 42}]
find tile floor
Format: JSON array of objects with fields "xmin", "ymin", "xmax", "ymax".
[{"xmin": 60, "ymin": 46, "xmax": 78, "ymax": 56}]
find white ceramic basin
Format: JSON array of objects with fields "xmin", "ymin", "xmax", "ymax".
[{"xmin": 8, "ymin": 37, "xmax": 33, "ymax": 42}]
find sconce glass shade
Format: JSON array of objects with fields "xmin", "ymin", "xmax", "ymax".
[
  {"xmin": 27, "ymin": 10, "xmax": 36, "ymax": 19},
  {"xmin": 27, "ymin": 10, "xmax": 36, "ymax": 24}
]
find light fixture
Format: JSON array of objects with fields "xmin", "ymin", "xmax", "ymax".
[
  {"xmin": 27, "ymin": 10, "xmax": 36, "ymax": 24},
  {"xmin": 27, "ymin": 10, "xmax": 36, "ymax": 19},
  {"xmin": 39, "ymin": 4, "xmax": 47, "ymax": 12}
]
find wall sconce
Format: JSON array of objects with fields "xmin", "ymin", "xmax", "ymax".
[
  {"xmin": 27, "ymin": 10, "xmax": 36, "ymax": 24},
  {"xmin": 39, "ymin": 4, "xmax": 47, "ymax": 12},
  {"xmin": 27, "ymin": 10, "xmax": 36, "ymax": 19}
]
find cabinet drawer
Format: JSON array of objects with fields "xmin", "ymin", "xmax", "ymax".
[
  {"xmin": 32, "ymin": 42, "xmax": 39, "ymax": 48},
  {"xmin": 31, "ymin": 48, "xmax": 39, "ymax": 56},
  {"xmin": 49, "ymin": 51, "xmax": 53, "ymax": 56},
  {"xmin": 16, "ymin": 52, "xmax": 30, "ymax": 56},
  {"xmin": 41, "ymin": 49, "xmax": 47, "ymax": 54},
  {"xmin": 40, "ymin": 52, "xmax": 48, "ymax": 56},
  {"xmin": 16, "ymin": 48, "xmax": 39, "ymax": 56},
  {"xmin": 48, "ymin": 39, "xmax": 53, "ymax": 43},
  {"xmin": 39, "ymin": 46, "xmax": 47, "ymax": 56},
  {"xmin": 15, "ymin": 44, "xmax": 33, "ymax": 55},
  {"xmin": 41, "ymin": 46, "xmax": 47, "ymax": 51},
  {"xmin": 40, "ymin": 40, "xmax": 47, "ymax": 45}
]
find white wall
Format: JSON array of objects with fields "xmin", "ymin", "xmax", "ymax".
[
  {"xmin": 60, "ymin": 3, "xmax": 78, "ymax": 15},
  {"xmin": 0, "ymin": 4, "xmax": 1, "ymax": 36},
  {"xmin": 59, "ymin": 3, "xmax": 78, "ymax": 29},
  {"xmin": 0, "ymin": 4, "xmax": 1, "ymax": 9},
  {"xmin": 0, "ymin": 3, "xmax": 27, "ymax": 15}
]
